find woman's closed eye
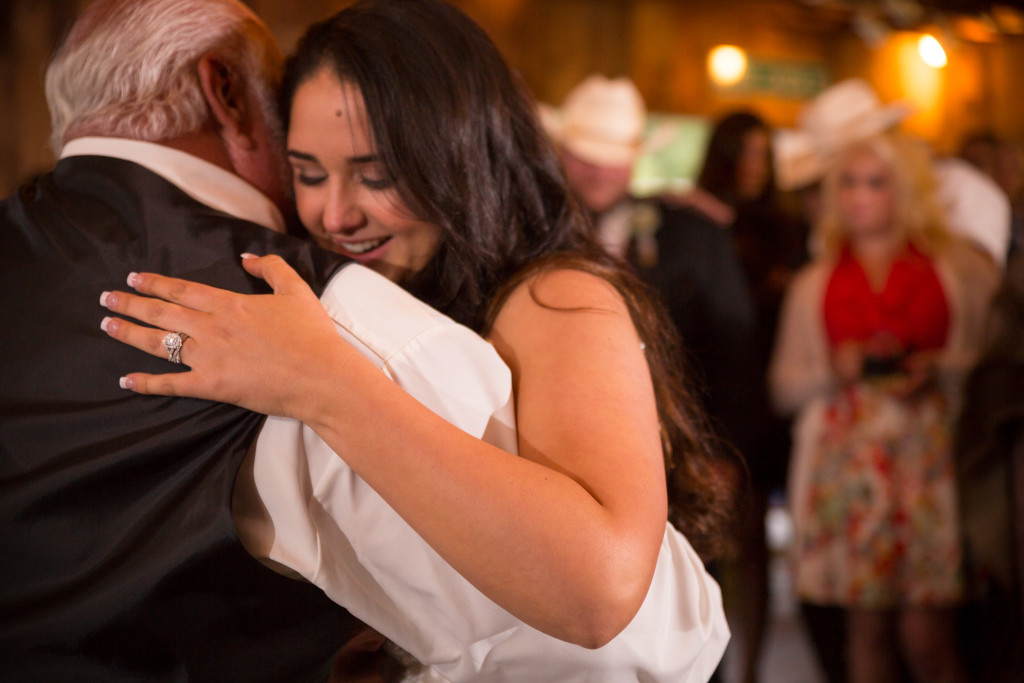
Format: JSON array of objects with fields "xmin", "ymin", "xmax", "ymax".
[
  {"xmin": 287, "ymin": 150, "xmax": 327, "ymax": 187},
  {"xmin": 296, "ymin": 172, "xmax": 327, "ymax": 187},
  {"xmin": 359, "ymin": 173, "xmax": 393, "ymax": 190},
  {"xmin": 352, "ymin": 157, "xmax": 394, "ymax": 190}
]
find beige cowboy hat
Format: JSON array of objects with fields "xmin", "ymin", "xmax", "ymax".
[
  {"xmin": 540, "ymin": 74, "xmax": 669, "ymax": 167},
  {"xmin": 773, "ymin": 78, "xmax": 914, "ymax": 190}
]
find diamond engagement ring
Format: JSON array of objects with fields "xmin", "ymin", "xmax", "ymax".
[{"xmin": 162, "ymin": 332, "xmax": 189, "ymax": 364}]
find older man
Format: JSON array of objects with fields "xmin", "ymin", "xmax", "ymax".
[{"xmin": 0, "ymin": 0, "xmax": 515, "ymax": 679}]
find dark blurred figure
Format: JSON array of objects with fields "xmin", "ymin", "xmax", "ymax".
[
  {"xmin": 1000, "ymin": 142, "xmax": 1024, "ymax": 254},
  {"xmin": 954, "ymin": 251, "xmax": 1024, "ymax": 682},
  {"xmin": 959, "ymin": 131, "xmax": 1001, "ymax": 179}
]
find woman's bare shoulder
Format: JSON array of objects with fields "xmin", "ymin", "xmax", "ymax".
[
  {"xmin": 488, "ymin": 265, "xmax": 642, "ymax": 378},
  {"xmin": 495, "ymin": 265, "xmax": 629, "ymax": 320}
]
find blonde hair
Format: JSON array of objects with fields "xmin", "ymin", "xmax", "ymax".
[
  {"xmin": 815, "ymin": 132, "xmax": 950, "ymax": 257},
  {"xmin": 45, "ymin": 0, "xmax": 281, "ymax": 153}
]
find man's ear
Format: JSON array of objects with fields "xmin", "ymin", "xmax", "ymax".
[{"xmin": 197, "ymin": 53, "xmax": 257, "ymax": 151}]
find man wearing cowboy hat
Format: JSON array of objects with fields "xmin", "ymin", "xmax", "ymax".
[
  {"xmin": 541, "ymin": 74, "xmax": 652, "ymax": 257},
  {"xmin": 543, "ymin": 74, "xmax": 734, "ymax": 256}
]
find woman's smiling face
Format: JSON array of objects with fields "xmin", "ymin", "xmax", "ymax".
[{"xmin": 286, "ymin": 68, "xmax": 441, "ymax": 284}]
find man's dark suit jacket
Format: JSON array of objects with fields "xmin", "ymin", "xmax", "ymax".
[
  {"xmin": 631, "ymin": 203, "xmax": 761, "ymax": 459},
  {"xmin": 955, "ymin": 251, "xmax": 1024, "ymax": 681},
  {"xmin": 0, "ymin": 156, "xmax": 358, "ymax": 681}
]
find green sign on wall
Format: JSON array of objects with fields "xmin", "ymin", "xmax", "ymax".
[{"xmin": 719, "ymin": 59, "xmax": 829, "ymax": 99}]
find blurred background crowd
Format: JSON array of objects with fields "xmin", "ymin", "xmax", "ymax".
[{"xmin": 4, "ymin": 1, "xmax": 1023, "ymax": 682}]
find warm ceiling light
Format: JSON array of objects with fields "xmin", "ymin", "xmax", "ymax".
[
  {"xmin": 993, "ymin": 5, "xmax": 1024, "ymax": 34},
  {"xmin": 708, "ymin": 45, "xmax": 747, "ymax": 86},
  {"xmin": 918, "ymin": 34, "xmax": 947, "ymax": 68},
  {"xmin": 952, "ymin": 15, "xmax": 998, "ymax": 43}
]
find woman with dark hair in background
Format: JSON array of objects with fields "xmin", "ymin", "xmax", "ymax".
[
  {"xmin": 697, "ymin": 112, "xmax": 809, "ymax": 367},
  {"xmin": 99, "ymin": 0, "xmax": 733, "ymax": 679},
  {"xmin": 687, "ymin": 110, "xmax": 808, "ymax": 683}
]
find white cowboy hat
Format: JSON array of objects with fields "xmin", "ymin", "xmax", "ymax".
[
  {"xmin": 774, "ymin": 79, "xmax": 914, "ymax": 190},
  {"xmin": 541, "ymin": 75, "xmax": 649, "ymax": 167}
]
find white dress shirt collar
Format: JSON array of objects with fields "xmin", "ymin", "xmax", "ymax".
[{"xmin": 60, "ymin": 137, "xmax": 286, "ymax": 233}]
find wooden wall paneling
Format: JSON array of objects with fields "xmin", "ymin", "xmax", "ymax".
[
  {"xmin": 988, "ymin": 40, "xmax": 1024, "ymax": 144},
  {"xmin": 503, "ymin": 0, "xmax": 634, "ymax": 107},
  {"xmin": 3, "ymin": 0, "xmax": 1023, "ymax": 198},
  {"xmin": 2, "ymin": 0, "xmax": 84, "ymax": 194}
]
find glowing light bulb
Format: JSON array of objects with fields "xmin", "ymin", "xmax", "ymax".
[
  {"xmin": 708, "ymin": 45, "xmax": 748, "ymax": 86},
  {"xmin": 918, "ymin": 34, "xmax": 947, "ymax": 68}
]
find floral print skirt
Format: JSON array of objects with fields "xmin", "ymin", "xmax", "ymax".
[{"xmin": 793, "ymin": 383, "xmax": 963, "ymax": 608}]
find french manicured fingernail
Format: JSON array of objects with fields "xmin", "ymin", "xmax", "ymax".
[
  {"xmin": 119, "ymin": 376, "xmax": 134, "ymax": 390},
  {"xmin": 100, "ymin": 291, "xmax": 113, "ymax": 308},
  {"xmin": 127, "ymin": 272, "xmax": 141, "ymax": 288},
  {"xmin": 241, "ymin": 253, "xmax": 257, "ymax": 260},
  {"xmin": 100, "ymin": 316, "xmax": 117, "ymax": 333}
]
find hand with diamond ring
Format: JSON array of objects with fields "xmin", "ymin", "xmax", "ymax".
[{"xmin": 99, "ymin": 253, "xmax": 371, "ymax": 422}]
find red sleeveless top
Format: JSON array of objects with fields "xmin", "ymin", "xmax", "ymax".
[{"xmin": 823, "ymin": 245, "xmax": 950, "ymax": 353}]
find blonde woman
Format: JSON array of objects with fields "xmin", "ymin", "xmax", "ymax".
[{"xmin": 770, "ymin": 132, "xmax": 996, "ymax": 683}]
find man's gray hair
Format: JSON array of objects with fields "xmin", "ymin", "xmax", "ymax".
[{"xmin": 45, "ymin": 0, "xmax": 279, "ymax": 154}]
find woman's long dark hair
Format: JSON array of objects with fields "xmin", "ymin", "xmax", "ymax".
[
  {"xmin": 281, "ymin": 0, "xmax": 732, "ymax": 558},
  {"xmin": 696, "ymin": 110, "xmax": 775, "ymax": 209}
]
